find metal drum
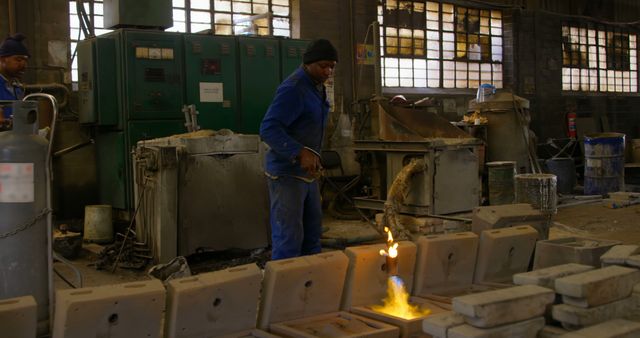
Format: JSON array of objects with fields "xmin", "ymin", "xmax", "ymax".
[
  {"xmin": 584, "ymin": 133, "xmax": 625, "ymax": 195},
  {"xmin": 545, "ymin": 158, "xmax": 576, "ymax": 195},
  {"xmin": 515, "ymin": 173, "xmax": 557, "ymax": 215},
  {"xmin": 486, "ymin": 161, "xmax": 516, "ymax": 205}
]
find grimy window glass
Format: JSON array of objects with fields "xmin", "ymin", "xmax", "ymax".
[
  {"xmin": 562, "ymin": 23, "xmax": 638, "ymax": 93},
  {"xmin": 378, "ymin": 0, "xmax": 503, "ymax": 89}
]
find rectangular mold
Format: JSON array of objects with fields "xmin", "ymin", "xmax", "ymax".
[
  {"xmin": 350, "ymin": 299, "xmax": 450, "ymax": 338},
  {"xmin": 270, "ymin": 311, "xmax": 399, "ymax": 338}
]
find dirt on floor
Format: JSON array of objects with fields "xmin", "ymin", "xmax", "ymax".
[{"xmin": 552, "ymin": 202, "xmax": 640, "ymax": 244}]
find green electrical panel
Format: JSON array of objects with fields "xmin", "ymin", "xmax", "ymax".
[
  {"xmin": 280, "ymin": 38, "xmax": 309, "ymax": 81},
  {"xmin": 96, "ymin": 131, "xmax": 126, "ymax": 209},
  {"xmin": 77, "ymin": 37, "xmax": 118, "ymax": 126},
  {"xmin": 183, "ymin": 35, "xmax": 238, "ymax": 130},
  {"xmin": 238, "ymin": 36, "xmax": 281, "ymax": 134},
  {"xmin": 119, "ymin": 30, "xmax": 185, "ymax": 121}
]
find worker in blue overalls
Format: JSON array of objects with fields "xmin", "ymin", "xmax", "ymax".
[
  {"xmin": 260, "ymin": 39, "xmax": 338, "ymax": 260},
  {"xmin": 0, "ymin": 33, "xmax": 30, "ymax": 130}
]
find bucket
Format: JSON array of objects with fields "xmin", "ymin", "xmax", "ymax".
[
  {"xmin": 545, "ymin": 158, "xmax": 576, "ymax": 195},
  {"xmin": 515, "ymin": 173, "xmax": 557, "ymax": 215},
  {"xmin": 633, "ymin": 139, "xmax": 640, "ymax": 163},
  {"xmin": 486, "ymin": 161, "xmax": 516, "ymax": 205},
  {"xmin": 584, "ymin": 133, "xmax": 625, "ymax": 195},
  {"xmin": 83, "ymin": 205, "xmax": 113, "ymax": 243}
]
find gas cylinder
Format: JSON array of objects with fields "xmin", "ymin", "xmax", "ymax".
[{"xmin": 0, "ymin": 100, "xmax": 51, "ymax": 332}]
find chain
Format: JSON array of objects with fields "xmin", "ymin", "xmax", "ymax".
[{"xmin": 0, "ymin": 208, "xmax": 51, "ymax": 239}]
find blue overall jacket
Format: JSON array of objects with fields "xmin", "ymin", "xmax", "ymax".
[
  {"xmin": 0, "ymin": 75, "xmax": 24, "ymax": 118},
  {"xmin": 260, "ymin": 66, "xmax": 330, "ymax": 178}
]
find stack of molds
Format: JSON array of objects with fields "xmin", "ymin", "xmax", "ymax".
[
  {"xmin": 600, "ymin": 245, "xmax": 640, "ymax": 267},
  {"xmin": 551, "ymin": 266, "xmax": 640, "ymax": 330},
  {"xmin": 422, "ymin": 285, "xmax": 553, "ymax": 338},
  {"xmin": 258, "ymin": 251, "xmax": 399, "ymax": 338}
]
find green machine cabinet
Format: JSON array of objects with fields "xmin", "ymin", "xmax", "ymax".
[
  {"xmin": 96, "ymin": 131, "xmax": 126, "ymax": 209},
  {"xmin": 77, "ymin": 37, "xmax": 118, "ymax": 126},
  {"xmin": 183, "ymin": 35, "xmax": 238, "ymax": 131},
  {"xmin": 280, "ymin": 38, "xmax": 309, "ymax": 81},
  {"xmin": 96, "ymin": 120, "xmax": 186, "ymax": 210},
  {"xmin": 120, "ymin": 30, "xmax": 185, "ymax": 121},
  {"xmin": 238, "ymin": 36, "xmax": 281, "ymax": 134}
]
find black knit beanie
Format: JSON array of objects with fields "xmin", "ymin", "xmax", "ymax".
[
  {"xmin": 0, "ymin": 33, "xmax": 30, "ymax": 57},
  {"xmin": 303, "ymin": 39, "xmax": 338, "ymax": 64}
]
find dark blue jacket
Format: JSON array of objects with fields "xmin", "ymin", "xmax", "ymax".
[
  {"xmin": 0, "ymin": 75, "xmax": 24, "ymax": 118},
  {"xmin": 260, "ymin": 66, "xmax": 330, "ymax": 178}
]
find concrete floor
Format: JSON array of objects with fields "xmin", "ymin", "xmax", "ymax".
[{"xmin": 52, "ymin": 201, "xmax": 640, "ymax": 290}]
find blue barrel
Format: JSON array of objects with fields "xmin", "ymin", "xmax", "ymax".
[
  {"xmin": 545, "ymin": 158, "xmax": 576, "ymax": 195},
  {"xmin": 584, "ymin": 133, "xmax": 625, "ymax": 195}
]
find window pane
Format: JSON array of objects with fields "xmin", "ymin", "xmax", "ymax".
[
  {"xmin": 173, "ymin": 9, "xmax": 185, "ymax": 21},
  {"xmin": 562, "ymin": 24, "xmax": 637, "ymax": 93},
  {"xmin": 273, "ymin": 5, "xmax": 289, "ymax": 16},
  {"xmin": 191, "ymin": 11, "xmax": 211, "ymax": 23},
  {"xmin": 191, "ymin": 0, "xmax": 210, "ymax": 10},
  {"xmin": 191, "ymin": 23, "xmax": 211, "ymax": 32},
  {"xmin": 233, "ymin": 2, "xmax": 252, "ymax": 13},
  {"xmin": 216, "ymin": 24, "xmax": 233, "ymax": 35},
  {"xmin": 167, "ymin": 21, "xmax": 187, "ymax": 32},
  {"xmin": 215, "ymin": 0, "xmax": 231, "ymax": 12}
]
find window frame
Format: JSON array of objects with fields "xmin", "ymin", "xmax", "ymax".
[
  {"xmin": 377, "ymin": 0, "xmax": 504, "ymax": 93},
  {"xmin": 561, "ymin": 21, "xmax": 638, "ymax": 94}
]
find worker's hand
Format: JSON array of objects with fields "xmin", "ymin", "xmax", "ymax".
[{"xmin": 299, "ymin": 148, "xmax": 322, "ymax": 176}]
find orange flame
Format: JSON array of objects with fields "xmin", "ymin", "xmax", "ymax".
[
  {"xmin": 372, "ymin": 227, "xmax": 431, "ymax": 319},
  {"xmin": 372, "ymin": 276, "xmax": 431, "ymax": 319},
  {"xmin": 379, "ymin": 227, "xmax": 398, "ymax": 258}
]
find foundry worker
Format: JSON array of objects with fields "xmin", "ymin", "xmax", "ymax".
[
  {"xmin": 0, "ymin": 33, "xmax": 29, "ymax": 130},
  {"xmin": 259, "ymin": 39, "xmax": 338, "ymax": 260}
]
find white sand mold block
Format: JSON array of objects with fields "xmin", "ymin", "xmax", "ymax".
[
  {"xmin": 555, "ymin": 266, "xmax": 640, "ymax": 308},
  {"xmin": 0, "ymin": 295, "xmax": 37, "ymax": 338},
  {"xmin": 452, "ymin": 285, "xmax": 554, "ymax": 328},
  {"xmin": 52, "ymin": 279, "xmax": 165, "ymax": 338},
  {"xmin": 164, "ymin": 263, "xmax": 263, "ymax": 338}
]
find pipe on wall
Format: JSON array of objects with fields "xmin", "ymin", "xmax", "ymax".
[
  {"xmin": 8, "ymin": 0, "xmax": 15, "ymax": 34},
  {"xmin": 24, "ymin": 83, "xmax": 69, "ymax": 108}
]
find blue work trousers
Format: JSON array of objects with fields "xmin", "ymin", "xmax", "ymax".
[{"xmin": 267, "ymin": 176, "xmax": 322, "ymax": 260}]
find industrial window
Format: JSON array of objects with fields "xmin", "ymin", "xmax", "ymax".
[
  {"xmin": 562, "ymin": 23, "xmax": 638, "ymax": 92},
  {"xmin": 68, "ymin": 0, "xmax": 291, "ymax": 82},
  {"xmin": 167, "ymin": 0, "xmax": 291, "ymax": 37},
  {"xmin": 69, "ymin": 0, "xmax": 112, "ymax": 82},
  {"xmin": 377, "ymin": 1, "xmax": 503, "ymax": 89}
]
